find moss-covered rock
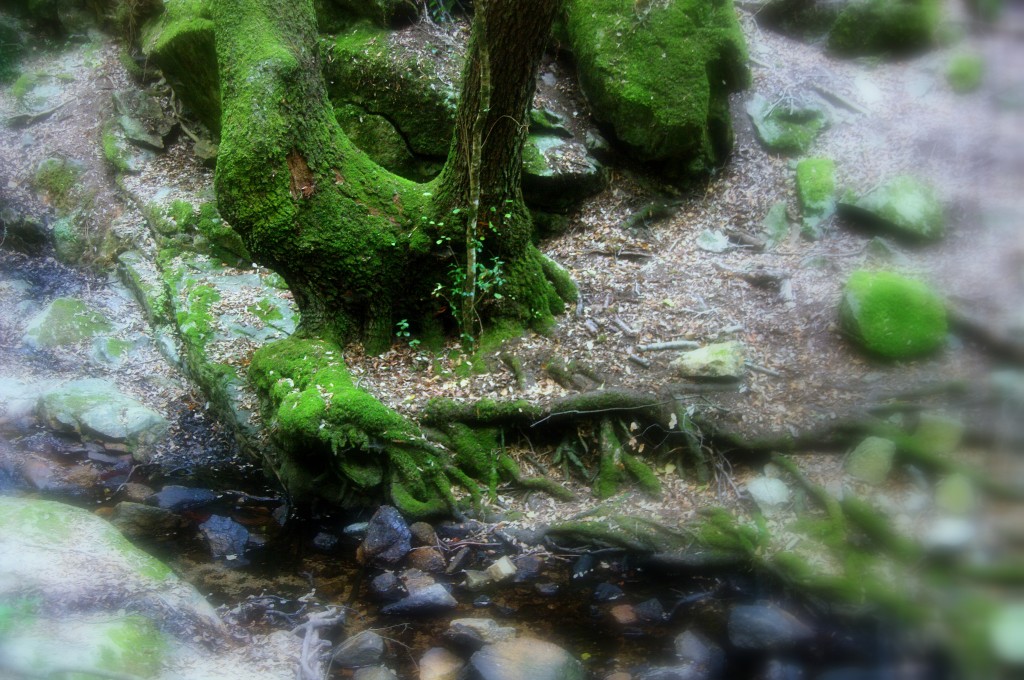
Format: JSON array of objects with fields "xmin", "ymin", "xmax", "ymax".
[
  {"xmin": 746, "ymin": 93, "xmax": 829, "ymax": 156},
  {"xmin": 838, "ymin": 175, "xmax": 945, "ymax": 241},
  {"xmin": 51, "ymin": 212, "xmax": 88, "ymax": 263},
  {"xmin": 563, "ymin": 0, "xmax": 749, "ymax": 180},
  {"xmin": 828, "ymin": 0, "xmax": 940, "ymax": 56},
  {"xmin": 796, "ymin": 156, "xmax": 836, "ymax": 240},
  {"xmin": 522, "ymin": 135, "xmax": 608, "ymax": 213},
  {"xmin": 22, "ymin": 297, "xmax": 113, "ymax": 348},
  {"xmin": 141, "ymin": 0, "xmax": 220, "ymax": 134},
  {"xmin": 946, "ymin": 52, "xmax": 985, "ymax": 94},
  {"xmin": 844, "ymin": 436, "xmax": 896, "ymax": 485},
  {"xmin": 670, "ymin": 341, "xmax": 746, "ymax": 380},
  {"xmin": 334, "ymin": 102, "xmax": 437, "ymax": 181},
  {"xmin": 839, "ymin": 270, "xmax": 947, "ymax": 358}
]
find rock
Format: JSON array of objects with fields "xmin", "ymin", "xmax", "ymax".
[
  {"xmin": 796, "ymin": 157, "xmax": 836, "ymax": 240},
  {"xmin": 0, "ymin": 205, "xmax": 47, "ymax": 255},
  {"xmin": 934, "ymin": 473, "xmax": 975, "ymax": 515},
  {"xmin": 563, "ymin": 0, "xmax": 749, "ymax": 180},
  {"xmin": 990, "ymin": 603, "xmax": 1024, "ymax": 665},
  {"xmin": 512, "ymin": 553, "xmax": 544, "ymax": 581},
  {"xmin": 361, "ymin": 505, "xmax": 412, "ymax": 566},
  {"xmin": 343, "ymin": 521, "xmax": 370, "ymax": 541},
  {"xmin": 408, "ymin": 546, "xmax": 446, "ymax": 573},
  {"xmin": 696, "ymin": 229, "xmax": 731, "ymax": 253},
  {"xmin": 0, "ymin": 378, "xmax": 54, "ymax": 429},
  {"xmin": 674, "ymin": 629, "xmax": 725, "ymax": 676},
  {"xmin": 401, "ymin": 567, "xmax": 437, "ymax": 594},
  {"xmin": 636, "ymin": 666, "xmax": 707, "ymax": 680},
  {"xmin": 670, "ymin": 342, "xmax": 745, "ymax": 380},
  {"xmin": 466, "ymin": 637, "xmax": 584, "ymax": 680},
  {"xmin": 0, "ymin": 497, "xmax": 299, "ymax": 679},
  {"xmin": 762, "ymin": 201, "xmax": 792, "ymax": 249},
  {"xmin": 22, "ymin": 297, "xmax": 113, "ymax": 349},
  {"xmin": 746, "ymin": 476, "xmax": 791, "ymax": 512},
  {"xmin": 755, "ymin": 0, "xmax": 845, "ymax": 40},
  {"xmin": 409, "ymin": 520, "xmax": 438, "ymax": 546},
  {"xmin": 420, "ymin": 646, "xmax": 466, "ymax": 680},
  {"xmin": 109, "ymin": 501, "xmax": 191, "ymax": 543},
  {"xmin": 746, "ymin": 93, "xmax": 828, "ymax": 155},
  {"xmin": 634, "ymin": 598, "xmax": 665, "ymax": 622},
  {"xmin": 446, "ymin": 618, "xmax": 518, "ymax": 651},
  {"xmin": 610, "ymin": 604, "xmax": 638, "ymax": 625},
  {"xmin": 199, "ymin": 514, "xmax": 250, "ymax": 562},
  {"xmin": 728, "ymin": 603, "xmax": 814, "ymax": 650},
  {"xmin": 839, "ymin": 270, "xmax": 947, "ymax": 359},
  {"xmin": 844, "ymin": 436, "xmax": 896, "ymax": 485},
  {"xmin": 522, "ymin": 134, "xmax": 608, "ymax": 212},
  {"xmin": 838, "ymin": 176, "xmax": 944, "ymax": 241},
  {"xmin": 828, "ymin": 0, "xmax": 939, "ymax": 56},
  {"xmin": 332, "ymin": 629, "xmax": 385, "ymax": 668},
  {"xmin": 536, "ymin": 582, "xmax": 560, "ymax": 596},
  {"xmin": 354, "ymin": 667, "xmax": 399, "ymax": 680},
  {"xmin": 370, "ymin": 571, "xmax": 406, "ymax": 601},
  {"xmin": 594, "ymin": 582, "xmax": 625, "ymax": 602},
  {"xmin": 380, "ymin": 583, "xmax": 457, "ymax": 616},
  {"xmin": 313, "ymin": 530, "xmax": 341, "ymax": 552},
  {"xmin": 485, "ymin": 555, "xmax": 517, "ymax": 582},
  {"xmin": 36, "ymin": 379, "xmax": 169, "ymax": 452},
  {"xmin": 149, "ymin": 484, "xmax": 218, "ymax": 511},
  {"xmin": 113, "ymin": 90, "xmax": 176, "ymax": 150}
]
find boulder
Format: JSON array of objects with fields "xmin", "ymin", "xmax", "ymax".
[
  {"xmin": 838, "ymin": 176, "xmax": 944, "ymax": 241},
  {"xmin": 796, "ymin": 157, "xmax": 836, "ymax": 240},
  {"xmin": 22, "ymin": 297, "xmax": 112, "ymax": 349},
  {"xmin": 746, "ymin": 93, "xmax": 829, "ymax": 156},
  {"xmin": 0, "ymin": 496, "xmax": 299, "ymax": 679},
  {"xmin": 828, "ymin": 0, "xmax": 940, "ymax": 56},
  {"xmin": 563, "ymin": 0, "xmax": 749, "ymax": 179},
  {"xmin": 36, "ymin": 378, "xmax": 170, "ymax": 451},
  {"xmin": 839, "ymin": 270, "xmax": 947, "ymax": 359},
  {"xmin": 465, "ymin": 637, "xmax": 584, "ymax": 680}
]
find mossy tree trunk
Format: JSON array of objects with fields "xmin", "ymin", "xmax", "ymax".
[{"xmin": 213, "ymin": 0, "xmax": 567, "ymax": 353}]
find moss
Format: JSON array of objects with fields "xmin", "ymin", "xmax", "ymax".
[
  {"xmin": 840, "ymin": 270, "xmax": 947, "ymax": 358},
  {"xmin": 843, "ymin": 175, "xmax": 945, "ymax": 241},
  {"xmin": 620, "ymin": 450, "xmax": 661, "ymax": 496},
  {"xmin": 176, "ymin": 283, "xmax": 220, "ymax": 347},
  {"xmin": 946, "ymin": 52, "xmax": 984, "ymax": 94},
  {"xmin": 539, "ymin": 254, "xmax": 578, "ymax": 304},
  {"xmin": 796, "ymin": 157, "xmax": 836, "ymax": 239},
  {"xmin": 99, "ymin": 616, "xmax": 166, "ymax": 677},
  {"xmin": 32, "ymin": 157, "xmax": 86, "ymax": 214},
  {"xmin": 23, "ymin": 297, "xmax": 113, "ymax": 348},
  {"xmin": 102, "ymin": 121, "xmax": 132, "ymax": 173},
  {"xmin": 746, "ymin": 94, "xmax": 828, "ymax": 156},
  {"xmin": 563, "ymin": 0, "xmax": 748, "ymax": 179},
  {"xmin": 829, "ymin": 0, "xmax": 940, "ymax": 56}
]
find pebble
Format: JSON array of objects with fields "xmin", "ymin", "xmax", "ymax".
[{"xmin": 485, "ymin": 555, "xmax": 517, "ymax": 582}]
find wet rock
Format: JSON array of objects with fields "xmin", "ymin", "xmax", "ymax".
[
  {"xmin": 354, "ymin": 666, "xmax": 399, "ymax": 680},
  {"xmin": 313, "ymin": 530, "xmax": 341, "ymax": 552},
  {"xmin": 150, "ymin": 484, "xmax": 218, "ymax": 512},
  {"xmin": 535, "ymin": 582, "xmax": 560, "ymax": 596},
  {"xmin": 464, "ymin": 569, "xmax": 494, "ymax": 591},
  {"xmin": 436, "ymin": 519, "xmax": 487, "ymax": 539},
  {"xmin": 839, "ymin": 270, "xmax": 947, "ymax": 359},
  {"xmin": 408, "ymin": 546, "xmax": 446, "ymax": 573},
  {"xmin": 380, "ymin": 583, "xmax": 457, "ymax": 616},
  {"xmin": 446, "ymin": 545, "xmax": 471, "ymax": 574},
  {"xmin": 446, "ymin": 618, "xmax": 517, "ymax": 650},
  {"xmin": 838, "ymin": 176, "xmax": 944, "ymax": 241},
  {"xmin": 360, "ymin": 505, "xmax": 411, "ymax": 566},
  {"xmin": 594, "ymin": 583, "xmax": 625, "ymax": 602},
  {"xmin": 370, "ymin": 571, "xmax": 406, "ymax": 601},
  {"xmin": 401, "ymin": 567, "xmax": 437, "ymax": 594},
  {"xmin": 22, "ymin": 298, "xmax": 113, "ymax": 349},
  {"xmin": 844, "ymin": 437, "xmax": 896, "ymax": 485},
  {"xmin": 109, "ymin": 501, "xmax": 191, "ymax": 543},
  {"xmin": 120, "ymin": 481, "xmax": 155, "ymax": 503},
  {"xmin": 199, "ymin": 514, "xmax": 249, "ymax": 562},
  {"xmin": 746, "ymin": 93, "xmax": 828, "ymax": 155},
  {"xmin": 409, "ymin": 520, "xmax": 438, "ymax": 546},
  {"xmin": 474, "ymin": 595, "xmax": 493, "ymax": 607},
  {"xmin": 634, "ymin": 598, "xmax": 665, "ymax": 622},
  {"xmin": 37, "ymin": 379, "xmax": 169, "ymax": 453},
  {"xmin": 465, "ymin": 637, "xmax": 584, "ymax": 680},
  {"xmin": 332, "ymin": 629, "xmax": 385, "ymax": 668},
  {"xmin": 0, "ymin": 496, "xmax": 300, "ymax": 678},
  {"xmin": 673, "ymin": 629, "xmax": 724, "ymax": 677},
  {"xmin": 670, "ymin": 342, "xmax": 745, "ymax": 381},
  {"xmin": 485, "ymin": 555, "xmax": 517, "ymax": 582},
  {"xmin": 420, "ymin": 646, "xmax": 465, "ymax": 680},
  {"xmin": 728, "ymin": 603, "xmax": 814, "ymax": 650},
  {"xmin": 343, "ymin": 521, "xmax": 370, "ymax": 541}
]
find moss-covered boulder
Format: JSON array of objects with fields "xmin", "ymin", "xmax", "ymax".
[
  {"xmin": 838, "ymin": 175, "xmax": 945, "ymax": 242},
  {"xmin": 796, "ymin": 156, "xmax": 836, "ymax": 239},
  {"xmin": 746, "ymin": 93, "xmax": 829, "ymax": 156},
  {"xmin": 0, "ymin": 496, "xmax": 300, "ymax": 679},
  {"xmin": 828, "ymin": 0, "xmax": 940, "ymax": 56},
  {"xmin": 839, "ymin": 270, "xmax": 948, "ymax": 358},
  {"xmin": 140, "ymin": 0, "xmax": 220, "ymax": 134},
  {"xmin": 22, "ymin": 297, "xmax": 113, "ymax": 348},
  {"xmin": 563, "ymin": 0, "xmax": 749, "ymax": 179}
]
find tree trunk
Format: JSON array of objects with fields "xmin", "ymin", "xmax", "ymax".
[{"xmin": 213, "ymin": 0, "xmax": 567, "ymax": 352}]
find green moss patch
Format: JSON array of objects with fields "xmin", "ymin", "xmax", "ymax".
[
  {"xmin": 22, "ymin": 297, "xmax": 113, "ymax": 349},
  {"xmin": 796, "ymin": 157, "xmax": 836, "ymax": 239},
  {"xmin": 946, "ymin": 52, "xmax": 985, "ymax": 94},
  {"xmin": 839, "ymin": 270, "xmax": 948, "ymax": 358}
]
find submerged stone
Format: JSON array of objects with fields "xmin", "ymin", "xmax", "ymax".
[
  {"xmin": 728, "ymin": 603, "xmax": 814, "ymax": 650},
  {"xmin": 380, "ymin": 582, "xmax": 457, "ymax": 616},
  {"xmin": 839, "ymin": 270, "xmax": 947, "ymax": 358},
  {"xmin": 838, "ymin": 175, "xmax": 944, "ymax": 241},
  {"xmin": 467, "ymin": 637, "xmax": 585, "ymax": 680},
  {"xmin": 199, "ymin": 514, "xmax": 250, "ymax": 562},
  {"xmin": 746, "ymin": 93, "xmax": 829, "ymax": 155},
  {"xmin": 37, "ymin": 378, "xmax": 169, "ymax": 450},
  {"xmin": 22, "ymin": 297, "xmax": 113, "ymax": 348},
  {"xmin": 844, "ymin": 436, "xmax": 896, "ymax": 485},
  {"xmin": 670, "ymin": 341, "xmax": 745, "ymax": 380}
]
